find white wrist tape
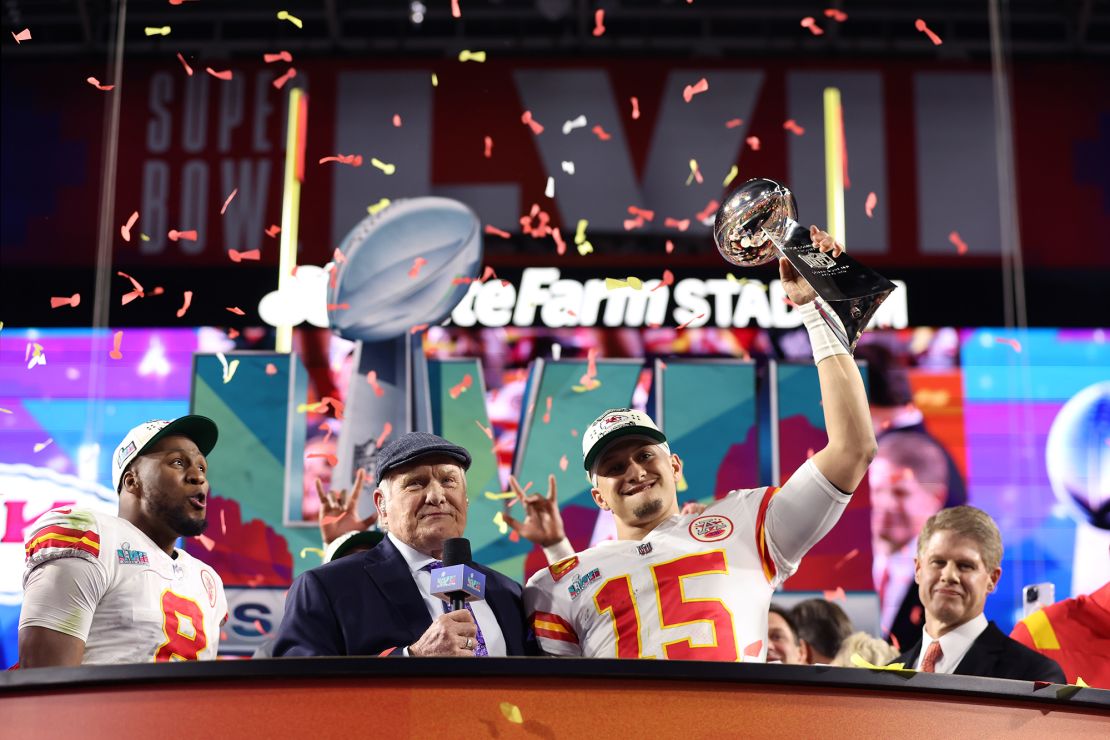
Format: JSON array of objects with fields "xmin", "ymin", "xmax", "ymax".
[{"xmin": 799, "ymin": 301, "xmax": 849, "ymax": 364}]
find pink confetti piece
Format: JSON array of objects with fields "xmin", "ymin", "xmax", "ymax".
[
  {"xmin": 559, "ymin": 454, "xmax": 568, "ymax": 471},
  {"xmin": 220, "ymin": 188, "xmax": 238, "ymax": 215},
  {"xmin": 120, "ymin": 210, "xmax": 139, "ymax": 241},
  {"xmin": 451, "ymin": 0, "xmax": 461, "ymax": 18},
  {"xmin": 665, "ymin": 239, "xmax": 675, "ymax": 254},
  {"xmin": 664, "ymin": 217, "xmax": 690, "ymax": 231},
  {"xmin": 682, "ymin": 77, "xmax": 709, "ymax": 103},
  {"xmin": 33, "ymin": 438, "xmax": 53, "ymax": 453},
  {"xmin": 592, "ymin": 9, "xmax": 606, "ymax": 36},
  {"xmin": 196, "ymin": 534, "xmax": 216, "ymax": 551},
  {"xmin": 253, "ymin": 619, "xmax": 268, "ymax": 635},
  {"xmin": 475, "ymin": 420, "xmax": 494, "ymax": 440},
  {"xmin": 995, "ymin": 337, "xmax": 1023, "ymax": 353},
  {"xmin": 371, "ymin": 422, "xmax": 392, "ymax": 449},
  {"xmin": 624, "ymin": 216, "xmax": 645, "ymax": 231},
  {"xmin": 272, "ymin": 68, "xmax": 297, "ymax": 90},
  {"xmin": 783, "ymin": 119, "xmax": 805, "ymax": 136},
  {"xmin": 746, "ymin": 136, "xmax": 761, "ymax": 151},
  {"xmin": 676, "ymin": 313, "xmax": 705, "ymax": 330},
  {"xmin": 176, "ymin": 291, "xmax": 193, "ymax": 318},
  {"xmin": 265, "ymin": 224, "xmax": 281, "ymax": 237},
  {"xmin": 542, "ymin": 396, "xmax": 553, "ymax": 424},
  {"xmin": 366, "ymin": 370, "xmax": 385, "ymax": 397},
  {"xmin": 824, "ymin": 8, "xmax": 848, "ymax": 22},
  {"xmin": 521, "ymin": 110, "xmax": 544, "ymax": 135},
  {"xmin": 409, "ymin": 323, "xmax": 429, "ymax": 334},
  {"xmin": 150, "ymin": 286, "xmax": 164, "ymax": 296},
  {"xmin": 580, "ymin": 348, "xmax": 598, "ymax": 386},
  {"xmin": 744, "ymin": 639, "xmax": 763, "ymax": 657},
  {"xmin": 265, "ymin": 363, "xmax": 278, "ymax": 375},
  {"xmin": 326, "ymin": 303, "xmax": 349, "ymax": 310},
  {"xmin": 628, "ymin": 206, "xmax": 655, "ymax": 221},
  {"xmin": 226, "ymin": 306, "xmax": 245, "ymax": 316},
  {"xmin": 800, "ymin": 17, "xmax": 825, "ymax": 36},
  {"xmin": 332, "ymin": 247, "xmax": 347, "ymax": 264},
  {"xmin": 109, "ymin": 330, "xmax": 124, "ymax": 360},
  {"xmin": 50, "ymin": 294, "xmax": 81, "ymax": 309},
  {"xmin": 948, "ymin": 230, "xmax": 969, "ymax": 255},
  {"xmin": 86, "ymin": 77, "xmax": 114, "ymax": 91},
  {"xmin": 483, "ymin": 135, "xmax": 493, "ymax": 158},
  {"xmin": 121, "ymin": 290, "xmax": 142, "ymax": 306},
  {"xmin": 168, "ymin": 229, "xmax": 198, "ymax": 241},
  {"xmin": 263, "ymin": 50, "xmax": 293, "ymax": 63},
  {"xmin": 175, "ymin": 52, "xmax": 194, "ymax": 76},
  {"xmin": 228, "ymin": 248, "xmax": 260, "ymax": 262},
  {"xmin": 591, "ymin": 124, "xmax": 612, "ymax": 141},
  {"xmin": 823, "ymin": 586, "xmax": 847, "ymax": 602},
  {"xmin": 725, "ymin": 118, "xmax": 744, "ymax": 128},
  {"xmin": 12, "ymin": 28, "xmax": 31, "ymax": 43},
  {"xmin": 319, "ymin": 154, "xmax": 363, "ymax": 166},
  {"xmin": 865, "ymin": 192, "xmax": 878, "ymax": 218},
  {"xmin": 117, "ymin": 270, "xmax": 146, "ymax": 296},
  {"xmin": 552, "ymin": 227, "xmax": 567, "ymax": 256},
  {"xmin": 915, "ymin": 19, "xmax": 943, "ymax": 45},
  {"xmin": 484, "ymin": 225, "xmax": 511, "ymax": 239},
  {"xmin": 392, "ymin": 113, "xmax": 402, "ymax": 127},
  {"xmin": 835, "ymin": 548, "xmax": 860, "ymax": 570},
  {"xmin": 449, "ymin": 374, "xmax": 474, "ymax": 399},
  {"xmin": 910, "ymin": 605, "xmax": 923, "ymax": 625},
  {"xmin": 307, "ymin": 452, "xmax": 339, "ymax": 467},
  {"xmin": 695, "ymin": 200, "xmax": 719, "ymax": 222},
  {"xmin": 206, "ymin": 67, "xmax": 233, "ymax": 81},
  {"xmin": 408, "ymin": 257, "xmax": 427, "ymax": 278},
  {"xmin": 630, "ymin": 96, "xmax": 640, "ymax": 120},
  {"xmin": 652, "ymin": 270, "xmax": 675, "ymax": 293}
]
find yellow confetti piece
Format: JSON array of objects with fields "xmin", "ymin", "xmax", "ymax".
[
  {"xmin": 724, "ymin": 164, "xmax": 739, "ymax": 187},
  {"xmin": 676, "ymin": 471, "xmax": 688, "ymax": 492},
  {"xmin": 1076, "ymin": 676, "xmax": 1090, "ymax": 687},
  {"xmin": 686, "ymin": 158, "xmax": 700, "ymax": 185},
  {"xmin": 296, "ymin": 402, "xmax": 326, "ymax": 414},
  {"xmin": 276, "ymin": 10, "xmax": 303, "ymax": 29},
  {"xmin": 370, "ymin": 158, "xmax": 396, "ymax": 175},
  {"xmin": 572, "ymin": 379, "xmax": 602, "ymax": 393},
  {"xmin": 33, "ymin": 438, "xmax": 53, "ymax": 453},
  {"xmin": 1056, "ymin": 684, "xmax": 1082, "ymax": 700},
  {"xmin": 0, "ymin": 408, "xmax": 12, "ymax": 414},
  {"xmin": 431, "ymin": 73, "xmax": 438, "ymax": 87},
  {"xmin": 484, "ymin": 491, "xmax": 516, "ymax": 500},
  {"xmin": 140, "ymin": 233, "xmax": 150, "ymax": 241},
  {"xmin": 299, "ymin": 547, "xmax": 325, "ymax": 559},
  {"xmin": 850, "ymin": 654, "xmax": 915, "ymax": 674},
  {"xmin": 459, "ymin": 50, "xmax": 487, "ymax": 63},
  {"xmin": 604, "ymin": 277, "xmax": 644, "ymax": 291},
  {"xmin": 492, "ymin": 511, "xmax": 509, "ymax": 534},
  {"xmin": 574, "ymin": 219, "xmax": 589, "ymax": 245},
  {"xmin": 216, "ymin": 352, "xmax": 240, "ymax": 384},
  {"xmin": 499, "ymin": 702, "xmax": 523, "ymax": 725},
  {"xmin": 367, "ymin": 198, "xmax": 391, "ymax": 215},
  {"xmin": 144, "ymin": 26, "xmax": 171, "ymax": 36},
  {"xmin": 577, "ymin": 241, "xmax": 594, "ymax": 256}
]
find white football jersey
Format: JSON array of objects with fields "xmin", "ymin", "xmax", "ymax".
[
  {"xmin": 20, "ymin": 507, "xmax": 227, "ymax": 664},
  {"xmin": 524, "ymin": 461, "xmax": 840, "ymax": 661}
]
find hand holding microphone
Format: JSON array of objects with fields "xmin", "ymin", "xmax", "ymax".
[{"xmin": 411, "ymin": 538, "xmax": 487, "ymax": 657}]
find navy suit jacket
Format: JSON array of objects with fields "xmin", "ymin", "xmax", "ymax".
[
  {"xmin": 272, "ymin": 536, "xmax": 538, "ymax": 657},
  {"xmin": 893, "ymin": 621, "xmax": 1065, "ymax": 683}
]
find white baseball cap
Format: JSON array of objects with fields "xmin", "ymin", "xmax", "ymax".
[
  {"xmin": 582, "ymin": 408, "xmax": 669, "ymax": 473},
  {"xmin": 112, "ymin": 415, "xmax": 219, "ymax": 492}
]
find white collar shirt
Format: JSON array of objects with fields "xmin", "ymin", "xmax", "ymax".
[
  {"xmin": 914, "ymin": 612, "xmax": 988, "ymax": 673},
  {"xmin": 874, "ymin": 538, "xmax": 918, "ymax": 635},
  {"xmin": 387, "ymin": 532, "xmax": 507, "ymax": 657}
]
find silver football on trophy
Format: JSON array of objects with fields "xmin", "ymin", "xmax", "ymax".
[{"xmin": 712, "ymin": 178, "xmax": 798, "ymax": 267}]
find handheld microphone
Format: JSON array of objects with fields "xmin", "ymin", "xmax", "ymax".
[{"xmin": 429, "ymin": 537, "xmax": 486, "ymax": 612}]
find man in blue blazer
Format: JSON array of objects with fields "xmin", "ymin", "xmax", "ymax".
[{"xmin": 273, "ymin": 432, "xmax": 538, "ymax": 657}]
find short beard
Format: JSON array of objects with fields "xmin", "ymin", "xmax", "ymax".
[
  {"xmin": 632, "ymin": 497, "xmax": 665, "ymax": 520},
  {"xmin": 149, "ymin": 493, "xmax": 209, "ymax": 537}
]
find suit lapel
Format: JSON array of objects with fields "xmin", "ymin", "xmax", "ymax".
[
  {"xmin": 362, "ymin": 537, "xmax": 433, "ymax": 644},
  {"xmin": 897, "ymin": 640, "xmax": 923, "ymax": 668},
  {"xmin": 954, "ymin": 622, "xmax": 1005, "ymax": 677}
]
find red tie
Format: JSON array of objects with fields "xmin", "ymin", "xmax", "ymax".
[{"xmin": 921, "ymin": 641, "xmax": 943, "ymax": 672}]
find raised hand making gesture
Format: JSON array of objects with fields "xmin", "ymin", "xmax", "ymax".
[
  {"xmin": 502, "ymin": 473, "xmax": 566, "ymax": 548},
  {"xmin": 316, "ymin": 467, "xmax": 379, "ymax": 546}
]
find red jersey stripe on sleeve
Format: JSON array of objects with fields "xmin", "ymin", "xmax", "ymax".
[
  {"xmin": 531, "ymin": 611, "xmax": 579, "ymax": 644},
  {"xmin": 754, "ymin": 486, "xmax": 780, "ymax": 583},
  {"xmin": 25, "ymin": 525, "xmax": 102, "ymax": 560}
]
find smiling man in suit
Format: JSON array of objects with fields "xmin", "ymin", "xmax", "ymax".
[
  {"xmin": 272, "ymin": 432, "xmax": 537, "ymax": 657},
  {"xmin": 891, "ymin": 506, "xmax": 1064, "ymax": 682}
]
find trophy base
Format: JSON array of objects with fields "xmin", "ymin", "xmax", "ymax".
[{"xmin": 769, "ymin": 219, "xmax": 897, "ymax": 352}]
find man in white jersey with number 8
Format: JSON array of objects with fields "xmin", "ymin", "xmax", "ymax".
[{"xmin": 523, "ymin": 226, "xmax": 876, "ymax": 661}]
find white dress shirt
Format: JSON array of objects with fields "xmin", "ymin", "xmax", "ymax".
[
  {"xmin": 913, "ymin": 613, "xmax": 988, "ymax": 673},
  {"xmin": 874, "ymin": 538, "xmax": 918, "ymax": 635},
  {"xmin": 387, "ymin": 533, "xmax": 508, "ymax": 656}
]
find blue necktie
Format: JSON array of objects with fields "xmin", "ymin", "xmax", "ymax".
[{"xmin": 425, "ymin": 561, "xmax": 487, "ymax": 656}]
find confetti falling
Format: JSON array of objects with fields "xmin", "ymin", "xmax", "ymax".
[
  {"xmin": 216, "ymin": 352, "xmax": 240, "ymax": 383},
  {"xmin": 483, "ymin": 135, "xmax": 493, "ymax": 158},
  {"xmin": 392, "ymin": 113, "xmax": 403, "ymax": 127},
  {"xmin": 264, "ymin": 50, "xmax": 293, "ymax": 63},
  {"xmin": 484, "ymin": 225, "xmax": 511, "ymax": 239},
  {"xmin": 50, "ymin": 294, "xmax": 81, "ymax": 309},
  {"xmin": 823, "ymin": 586, "xmax": 847, "ymax": 602},
  {"xmin": 265, "ymin": 363, "xmax": 278, "ymax": 375},
  {"xmin": 591, "ymin": 124, "xmax": 612, "ymax": 141},
  {"xmin": 499, "ymin": 703, "xmax": 524, "ymax": 725},
  {"xmin": 273, "ymin": 68, "xmax": 297, "ymax": 89},
  {"xmin": 86, "ymin": 77, "xmax": 114, "ymax": 91},
  {"xmin": 266, "ymin": 224, "xmax": 281, "ymax": 237},
  {"xmin": 371, "ymin": 157, "xmax": 397, "ymax": 175},
  {"xmin": 109, "ymin": 331, "xmax": 124, "ymax": 360},
  {"xmin": 228, "ymin": 248, "xmax": 260, "ymax": 262},
  {"xmin": 746, "ymin": 136, "xmax": 761, "ymax": 151},
  {"xmin": 593, "ymin": 9, "xmax": 606, "ymax": 36},
  {"xmin": 475, "ymin": 420, "xmax": 494, "ymax": 439},
  {"xmin": 695, "ymin": 200, "xmax": 719, "ymax": 222},
  {"xmin": 168, "ymin": 229, "xmax": 198, "ymax": 241},
  {"xmin": 605, "ymin": 277, "xmax": 644, "ymax": 291},
  {"xmin": 492, "ymin": 511, "xmax": 509, "ymax": 534},
  {"xmin": 725, "ymin": 118, "xmax": 744, "ymax": 128},
  {"xmin": 376, "ymin": 422, "xmax": 394, "ymax": 448},
  {"xmin": 144, "ymin": 26, "xmax": 171, "ymax": 36},
  {"xmin": 367, "ymin": 198, "xmax": 391, "ymax": 215},
  {"xmin": 824, "ymin": 8, "xmax": 848, "ymax": 22},
  {"xmin": 175, "ymin": 52, "xmax": 194, "ymax": 76},
  {"xmin": 33, "ymin": 438, "xmax": 54, "ymax": 453},
  {"xmin": 521, "ymin": 110, "xmax": 544, "ymax": 135},
  {"xmin": 220, "ymin": 188, "xmax": 238, "ymax": 215},
  {"xmin": 743, "ymin": 639, "xmax": 763, "ymax": 658},
  {"xmin": 665, "ymin": 239, "xmax": 675, "ymax": 254},
  {"xmin": 664, "ymin": 217, "xmax": 690, "ymax": 231},
  {"xmin": 995, "ymin": 337, "xmax": 1023, "ymax": 353},
  {"xmin": 948, "ymin": 230, "xmax": 969, "ymax": 255},
  {"xmin": 544, "ymin": 176, "xmax": 555, "ymax": 198},
  {"xmin": 682, "ymin": 77, "xmax": 709, "ymax": 103},
  {"xmin": 451, "ymin": 0, "xmax": 462, "ymax": 18},
  {"xmin": 835, "ymin": 548, "xmax": 860, "ymax": 570},
  {"xmin": 206, "ymin": 67, "xmax": 233, "ymax": 81},
  {"xmin": 552, "ymin": 227, "xmax": 567, "ymax": 256},
  {"xmin": 484, "ymin": 490, "xmax": 516, "ymax": 501},
  {"xmin": 915, "ymin": 19, "xmax": 943, "ymax": 45},
  {"xmin": 574, "ymin": 219, "xmax": 594, "ymax": 255},
  {"xmin": 320, "ymin": 154, "xmax": 363, "ymax": 166},
  {"xmin": 562, "ymin": 115, "xmax": 587, "ymax": 135},
  {"xmin": 652, "ymin": 270, "xmax": 675, "ymax": 292},
  {"xmin": 559, "ymin": 454, "xmax": 568, "ymax": 471},
  {"xmin": 630, "ymin": 97, "xmax": 640, "ymax": 119},
  {"xmin": 676, "ymin": 313, "xmax": 705, "ymax": 330},
  {"xmin": 176, "ymin": 291, "xmax": 193, "ymax": 318},
  {"xmin": 458, "ymin": 49, "xmax": 487, "ymax": 63},
  {"xmin": 800, "ymin": 17, "xmax": 825, "ymax": 36},
  {"xmin": 685, "ymin": 159, "xmax": 703, "ymax": 185},
  {"xmin": 449, "ymin": 374, "xmax": 474, "ymax": 399},
  {"xmin": 408, "ymin": 257, "xmax": 428, "ymax": 278},
  {"xmin": 865, "ymin": 192, "xmax": 878, "ymax": 218},
  {"xmin": 561, "ymin": 161, "xmax": 575, "ymax": 175},
  {"xmin": 196, "ymin": 534, "xmax": 216, "ymax": 551},
  {"xmin": 276, "ymin": 10, "xmax": 303, "ymax": 29},
  {"xmin": 723, "ymin": 165, "xmax": 739, "ymax": 187},
  {"xmin": 120, "ymin": 210, "xmax": 139, "ymax": 241},
  {"xmin": 12, "ymin": 28, "xmax": 31, "ymax": 43},
  {"xmin": 783, "ymin": 119, "xmax": 805, "ymax": 136}
]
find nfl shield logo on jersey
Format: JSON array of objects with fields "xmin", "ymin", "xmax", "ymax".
[
  {"xmin": 201, "ymin": 570, "xmax": 218, "ymax": 607},
  {"xmin": 637, "ymin": 542, "xmax": 653, "ymax": 556},
  {"xmin": 689, "ymin": 515, "xmax": 734, "ymax": 543}
]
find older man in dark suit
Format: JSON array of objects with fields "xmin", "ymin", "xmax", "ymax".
[
  {"xmin": 273, "ymin": 432, "xmax": 537, "ymax": 657},
  {"xmin": 891, "ymin": 506, "xmax": 1064, "ymax": 682}
]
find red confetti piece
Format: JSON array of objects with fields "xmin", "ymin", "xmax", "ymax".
[
  {"xmin": 676, "ymin": 313, "xmax": 705, "ymax": 330},
  {"xmin": 592, "ymin": 9, "xmax": 606, "ymax": 36},
  {"xmin": 478, "ymin": 266, "xmax": 510, "ymax": 286},
  {"xmin": 800, "ymin": 17, "xmax": 825, "ymax": 36},
  {"xmin": 783, "ymin": 119, "xmax": 805, "ymax": 136},
  {"xmin": 746, "ymin": 136, "xmax": 761, "ymax": 151},
  {"xmin": 823, "ymin": 586, "xmax": 847, "ymax": 602},
  {"xmin": 265, "ymin": 363, "xmax": 278, "ymax": 375},
  {"xmin": 695, "ymin": 200, "xmax": 719, "ymax": 222},
  {"xmin": 542, "ymin": 396, "xmax": 553, "ymax": 424},
  {"xmin": 520, "ymin": 203, "xmax": 553, "ymax": 238},
  {"xmin": 652, "ymin": 270, "xmax": 675, "ymax": 293},
  {"xmin": 508, "ymin": 530, "xmax": 520, "ymax": 543},
  {"xmin": 332, "ymin": 247, "xmax": 347, "ymax": 264},
  {"xmin": 559, "ymin": 455, "xmax": 568, "ymax": 471},
  {"xmin": 226, "ymin": 306, "xmax": 245, "ymax": 316},
  {"xmin": 265, "ymin": 224, "xmax": 281, "ymax": 237},
  {"xmin": 1033, "ymin": 681, "xmax": 1051, "ymax": 690},
  {"xmin": 834, "ymin": 548, "xmax": 860, "ymax": 570},
  {"xmin": 109, "ymin": 330, "xmax": 124, "ymax": 360},
  {"xmin": 449, "ymin": 374, "xmax": 473, "ymax": 399},
  {"xmin": 117, "ymin": 270, "xmax": 146, "ymax": 296},
  {"xmin": 408, "ymin": 257, "xmax": 428, "ymax": 278},
  {"xmin": 168, "ymin": 229, "xmax": 198, "ymax": 241},
  {"xmin": 228, "ymin": 248, "xmax": 260, "ymax": 262},
  {"xmin": 253, "ymin": 619, "xmax": 268, "ymax": 635},
  {"xmin": 824, "ymin": 9, "xmax": 848, "ymax": 22},
  {"xmin": 326, "ymin": 303, "xmax": 350, "ymax": 310},
  {"xmin": 743, "ymin": 639, "xmax": 763, "ymax": 657},
  {"xmin": 366, "ymin": 370, "xmax": 385, "ymax": 397},
  {"xmin": 664, "ymin": 217, "xmax": 690, "ymax": 231},
  {"xmin": 120, "ymin": 210, "xmax": 139, "ymax": 241},
  {"xmin": 86, "ymin": 77, "xmax": 114, "ymax": 91},
  {"xmin": 176, "ymin": 291, "xmax": 193, "ymax": 318},
  {"xmin": 624, "ymin": 216, "xmax": 645, "ymax": 231},
  {"xmin": 995, "ymin": 337, "xmax": 1023, "ymax": 353},
  {"xmin": 889, "ymin": 631, "xmax": 901, "ymax": 652},
  {"xmin": 307, "ymin": 452, "xmax": 339, "ymax": 467},
  {"xmin": 220, "ymin": 188, "xmax": 238, "ymax": 215},
  {"xmin": 451, "ymin": 0, "xmax": 461, "ymax": 18},
  {"xmin": 206, "ymin": 67, "xmax": 233, "ymax": 81},
  {"xmin": 628, "ymin": 206, "xmax": 655, "ymax": 221},
  {"xmin": 409, "ymin": 323, "xmax": 429, "ymax": 334},
  {"xmin": 591, "ymin": 124, "xmax": 612, "ymax": 141},
  {"xmin": 484, "ymin": 225, "xmax": 511, "ymax": 239},
  {"xmin": 12, "ymin": 28, "xmax": 31, "ymax": 43},
  {"xmin": 948, "ymin": 230, "xmax": 969, "ymax": 255},
  {"xmin": 579, "ymin": 348, "xmax": 598, "ymax": 386},
  {"xmin": 630, "ymin": 97, "xmax": 640, "ymax": 120},
  {"xmin": 910, "ymin": 605, "xmax": 923, "ymax": 625},
  {"xmin": 475, "ymin": 420, "xmax": 494, "ymax": 440},
  {"xmin": 150, "ymin": 286, "xmax": 164, "ymax": 296},
  {"xmin": 197, "ymin": 534, "xmax": 216, "ymax": 551},
  {"xmin": 263, "ymin": 50, "xmax": 293, "ymax": 63},
  {"xmin": 725, "ymin": 118, "xmax": 744, "ymax": 128},
  {"xmin": 121, "ymin": 290, "xmax": 142, "ymax": 306},
  {"xmin": 319, "ymin": 154, "xmax": 363, "ymax": 166},
  {"xmin": 50, "ymin": 294, "xmax": 81, "ymax": 309},
  {"xmin": 392, "ymin": 113, "xmax": 402, "ymax": 127},
  {"xmin": 175, "ymin": 52, "xmax": 194, "ymax": 76},
  {"xmin": 865, "ymin": 192, "xmax": 878, "ymax": 218},
  {"xmin": 683, "ymin": 77, "xmax": 709, "ymax": 103},
  {"xmin": 272, "ymin": 68, "xmax": 297, "ymax": 90},
  {"xmin": 915, "ymin": 19, "xmax": 943, "ymax": 45},
  {"xmin": 451, "ymin": 277, "xmax": 473, "ymax": 285},
  {"xmin": 483, "ymin": 135, "xmax": 493, "ymax": 158},
  {"xmin": 521, "ymin": 110, "xmax": 544, "ymax": 135},
  {"xmin": 665, "ymin": 240, "xmax": 675, "ymax": 254},
  {"xmin": 318, "ymin": 396, "xmax": 346, "ymax": 420},
  {"xmin": 552, "ymin": 227, "xmax": 567, "ymax": 256}
]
